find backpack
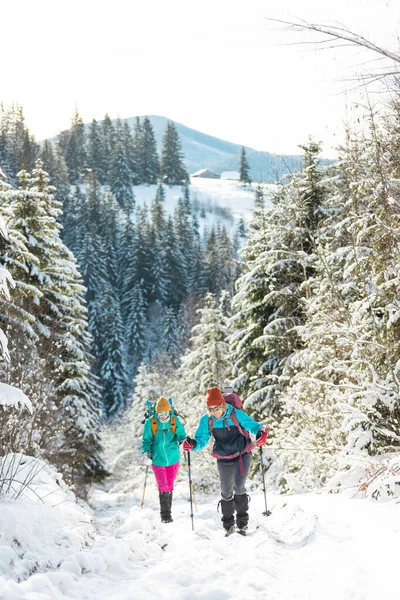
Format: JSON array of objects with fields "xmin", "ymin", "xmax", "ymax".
[
  {"xmin": 144, "ymin": 398, "xmax": 178, "ymax": 437},
  {"xmin": 221, "ymin": 386, "xmax": 244, "ymax": 410}
]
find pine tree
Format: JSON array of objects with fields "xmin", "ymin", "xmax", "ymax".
[
  {"xmin": 40, "ymin": 140, "xmax": 70, "ymax": 216},
  {"xmin": 0, "ymin": 104, "xmax": 39, "ymax": 184},
  {"xmin": 125, "ymin": 281, "xmax": 147, "ymax": 381},
  {"xmin": 175, "ymin": 292, "xmax": 232, "ymax": 466},
  {"xmin": 230, "ymin": 140, "xmax": 326, "ymax": 419},
  {"xmin": 151, "ymin": 184, "xmax": 167, "ymax": 237},
  {"xmin": 6, "ymin": 162, "xmax": 105, "ymax": 480},
  {"xmin": 162, "ymin": 306, "xmax": 183, "ymax": 365},
  {"xmin": 110, "ymin": 137, "xmax": 135, "ymax": 211},
  {"xmin": 239, "ymin": 146, "xmax": 251, "ymax": 185},
  {"xmin": 98, "ymin": 278, "xmax": 128, "ymax": 416},
  {"xmin": 122, "ymin": 120, "xmax": 137, "ymax": 183},
  {"xmin": 101, "ymin": 113, "xmax": 116, "ymax": 185},
  {"xmin": 141, "ymin": 116, "xmax": 160, "ymax": 184},
  {"xmin": 164, "ymin": 216, "xmax": 187, "ymax": 308},
  {"xmin": 160, "ymin": 121, "xmax": 188, "ymax": 185},
  {"xmin": 59, "ymin": 107, "xmax": 87, "ymax": 184},
  {"xmin": 132, "ymin": 117, "xmax": 144, "ymax": 184},
  {"xmin": 275, "ymin": 130, "xmax": 400, "ymax": 492},
  {"xmin": 87, "ymin": 118, "xmax": 107, "ymax": 183}
]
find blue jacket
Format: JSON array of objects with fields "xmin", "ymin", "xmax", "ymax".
[
  {"xmin": 192, "ymin": 404, "xmax": 262, "ymax": 459},
  {"xmin": 142, "ymin": 412, "xmax": 187, "ymax": 467}
]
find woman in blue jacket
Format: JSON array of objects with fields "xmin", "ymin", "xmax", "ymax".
[
  {"xmin": 183, "ymin": 387, "xmax": 267, "ymax": 535},
  {"xmin": 142, "ymin": 396, "xmax": 187, "ymax": 523}
]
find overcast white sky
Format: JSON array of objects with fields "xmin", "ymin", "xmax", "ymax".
[{"xmin": 2, "ymin": 0, "xmax": 400, "ymax": 158}]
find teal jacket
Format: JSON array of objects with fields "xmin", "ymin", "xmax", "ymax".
[
  {"xmin": 192, "ymin": 404, "xmax": 262, "ymax": 458},
  {"xmin": 142, "ymin": 412, "xmax": 187, "ymax": 467}
]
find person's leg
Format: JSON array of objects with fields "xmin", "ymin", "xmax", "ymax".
[
  {"xmin": 233, "ymin": 453, "xmax": 252, "ymax": 529},
  {"xmin": 165, "ymin": 462, "xmax": 180, "ymax": 491},
  {"xmin": 152, "ymin": 465, "xmax": 172, "ymax": 522},
  {"xmin": 217, "ymin": 460, "xmax": 236, "ymax": 531},
  {"xmin": 163, "ymin": 462, "xmax": 180, "ymax": 522}
]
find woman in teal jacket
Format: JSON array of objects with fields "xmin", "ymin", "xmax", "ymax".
[
  {"xmin": 183, "ymin": 387, "xmax": 267, "ymax": 535},
  {"xmin": 142, "ymin": 396, "xmax": 186, "ymax": 523}
]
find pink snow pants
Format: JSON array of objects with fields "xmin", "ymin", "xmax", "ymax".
[{"xmin": 152, "ymin": 462, "xmax": 180, "ymax": 492}]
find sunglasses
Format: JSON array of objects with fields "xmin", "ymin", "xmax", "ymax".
[
  {"xmin": 157, "ymin": 411, "xmax": 170, "ymax": 418},
  {"xmin": 208, "ymin": 404, "xmax": 223, "ymax": 413}
]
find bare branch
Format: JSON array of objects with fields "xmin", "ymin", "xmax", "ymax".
[{"xmin": 267, "ymin": 18, "xmax": 400, "ymax": 66}]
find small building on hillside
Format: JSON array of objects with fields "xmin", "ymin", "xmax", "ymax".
[
  {"xmin": 191, "ymin": 168, "xmax": 220, "ymax": 179},
  {"xmin": 220, "ymin": 171, "xmax": 240, "ymax": 181}
]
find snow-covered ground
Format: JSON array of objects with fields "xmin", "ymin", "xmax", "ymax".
[
  {"xmin": 1, "ymin": 421, "xmax": 399, "ymax": 600},
  {"xmin": 133, "ymin": 177, "xmax": 268, "ymax": 233}
]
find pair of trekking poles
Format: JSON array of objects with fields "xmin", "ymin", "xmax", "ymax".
[{"xmin": 141, "ymin": 446, "xmax": 271, "ymax": 528}]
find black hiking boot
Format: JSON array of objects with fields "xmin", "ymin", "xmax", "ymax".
[
  {"xmin": 159, "ymin": 491, "xmax": 173, "ymax": 523},
  {"xmin": 237, "ymin": 526, "xmax": 248, "ymax": 536},
  {"xmin": 225, "ymin": 525, "xmax": 236, "ymax": 537},
  {"xmin": 234, "ymin": 493, "xmax": 250, "ymax": 530}
]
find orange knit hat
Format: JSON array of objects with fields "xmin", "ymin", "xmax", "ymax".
[
  {"xmin": 205, "ymin": 387, "xmax": 224, "ymax": 408},
  {"xmin": 156, "ymin": 396, "xmax": 171, "ymax": 413}
]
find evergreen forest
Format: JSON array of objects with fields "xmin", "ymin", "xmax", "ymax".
[{"xmin": 1, "ymin": 97, "xmax": 400, "ymax": 500}]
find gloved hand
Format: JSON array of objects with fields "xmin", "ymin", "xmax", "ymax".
[
  {"xmin": 142, "ymin": 452, "xmax": 152, "ymax": 466},
  {"xmin": 183, "ymin": 437, "xmax": 197, "ymax": 452},
  {"xmin": 255, "ymin": 429, "xmax": 268, "ymax": 447}
]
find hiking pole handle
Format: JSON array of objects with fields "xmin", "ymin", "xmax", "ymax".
[
  {"xmin": 141, "ymin": 465, "xmax": 149, "ymax": 509},
  {"xmin": 186, "ymin": 451, "xmax": 195, "ymax": 530},
  {"xmin": 259, "ymin": 446, "xmax": 271, "ymax": 517}
]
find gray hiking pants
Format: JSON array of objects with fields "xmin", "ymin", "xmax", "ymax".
[{"xmin": 217, "ymin": 452, "xmax": 252, "ymax": 500}]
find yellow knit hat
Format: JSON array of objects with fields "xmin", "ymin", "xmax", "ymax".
[{"xmin": 156, "ymin": 396, "xmax": 171, "ymax": 413}]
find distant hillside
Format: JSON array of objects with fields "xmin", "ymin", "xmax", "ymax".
[
  {"xmin": 125, "ymin": 116, "xmax": 306, "ymax": 183},
  {"xmin": 49, "ymin": 115, "xmax": 333, "ymax": 183}
]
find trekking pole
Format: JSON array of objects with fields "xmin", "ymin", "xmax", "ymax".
[
  {"xmin": 191, "ymin": 482, "xmax": 198, "ymax": 513},
  {"xmin": 186, "ymin": 451, "xmax": 195, "ymax": 530},
  {"xmin": 141, "ymin": 465, "xmax": 149, "ymax": 509},
  {"xmin": 259, "ymin": 447, "xmax": 271, "ymax": 517},
  {"xmin": 184, "ymin": 451, "xmax": 198, "ymax": 513}
]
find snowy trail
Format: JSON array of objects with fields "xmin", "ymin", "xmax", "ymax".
[
  {"xmin": 2, "ymin": 470, "xmax": 400, "ymax": 600},
  {"xmin": 2, "ymin": 426, "xmax": 400, "ymax": 600}
]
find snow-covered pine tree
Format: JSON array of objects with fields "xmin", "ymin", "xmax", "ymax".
[
  {"xmin": 125, "ymin": 281, "xmax": 147, "ymax": 383},
  {"xmin": 174, "ymin": 195, "xmax": 194, "ymax": 289},
  {"xmin": 160, "ymin": 121, "xmax": 188, "ymax": 185},
  {"xmin": 173, "ymin": 292, "xmax": 232, "ymax": 490},
  {"xmin": 39, "ymin": 140, "xmax": 70, "ymax": 226},
  {"xmin": 151, "ymin": 184, "xmax": 167, "ymax": 238},
  {"xmin": 161, "ymin": 306, "xmax": 182, "ymax": 365},
  {"xmin": 122, "ymin": 120, "xmax": 138, "ymax": 184},
  {"xmin": 141, "ymin": 116, "xmax": 160, "ymax": 184},
  {"xmin": 239, "ymin": 146, "xmax": 251, "ymax": 185},
  {"xmin": 178, "ymin": 292, "xmax": 232, "ymax": 412},
  {"xmin": 87, "ymin": 118, "xmax": 107, "ymax": 184},
  {"xmin": 230, "ymin": 141, "xmax": 326, "ymax": 421},
  {"xmin": 164, "ymin": 216, "xmax": 187, "ymax": 308},
  {"xmin": 101, "ymin": 113, "xmax": 116, "ymax": 185},
  {"xmin": 109, "ymin": 132, "xmax": 135, "ymax": 211},
  {"xmin": 4, "ymin": 162, "xmax": 105, "ymax": 481},
  {"xmin": 0, "ymin": 105, "xmax": 39, "ymax": 185},
  {"xmin": 132, "ymin": 117, "xmax": 144, "ymax": 184},
  {"xmin": 58, "ymin": 107, "xmax": 87, "ymax": 184},
  {"xmin": 97, "ymin": 277, "xmax": 128, "ymax": 417},
  {"xmin": 274, "ymin": 125, "xmax": 400, "ymax": 494}
]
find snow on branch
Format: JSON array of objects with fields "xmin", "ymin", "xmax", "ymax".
[
  {"xmin": 0, "ymin": 382, "xmax": 32, "ymax": 413},
  {"xmin": 0, "ymin": 329, "xmax": 10, "ymax": 362},
  {"xmin": 0, "ymin": 214, "xmax": 8, "ymax": 240},
  {"xmin": 0, "ymin": 266, "xmax": 15, "ymax": 300}
]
